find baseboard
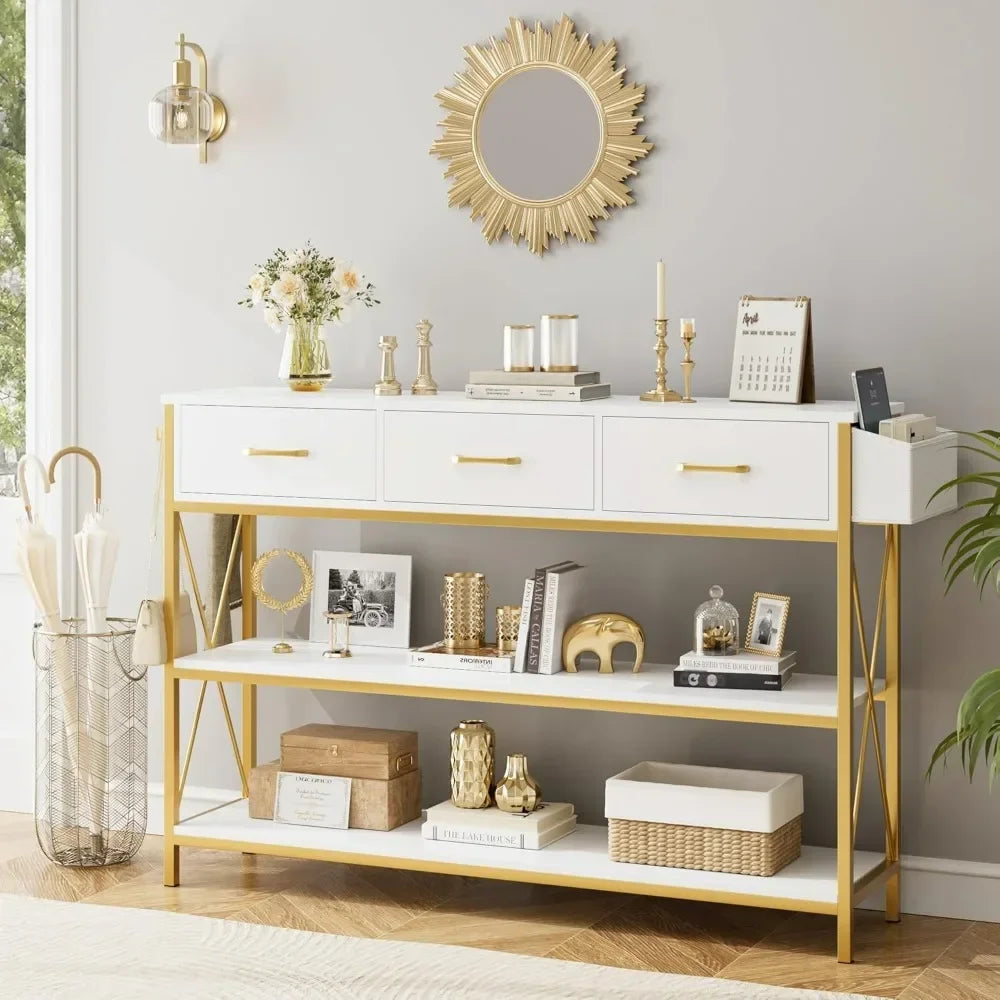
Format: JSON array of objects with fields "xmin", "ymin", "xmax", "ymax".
[
  {"xmin": 859, "ymin": 854, "xmax": 1000, "ymax": 923},
  {"xmin": 0, "ymin": 732, "xmax": 34, "ymax": 813},
  {"xmin": 143, "ymin": 788, "xmax": 1000, "ymax": 924},
  {"xmin": 146, "ymin": 784, "xmax": 242, "ymax": 837}
]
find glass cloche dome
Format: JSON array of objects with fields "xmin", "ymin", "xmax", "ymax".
[{"xmin": 694, "ymin": 585, "xmax": 740, "ymax": 656}]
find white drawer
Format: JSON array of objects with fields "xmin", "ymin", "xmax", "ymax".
[
  {"xmin": 177, "ymin": 405, "xmax": 376, "ymax": 501},
  {"xmin": 384, "ymin": 410, "xmax": 594, "ymax": 511},
  {"xmin": 602, "ymin": 417, "xmax": 829, "ymax": 521}
]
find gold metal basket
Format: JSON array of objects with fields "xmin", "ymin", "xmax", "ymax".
[{"xmin": 441, "ymin": 572, "xmax": 488, "ymax": 650}]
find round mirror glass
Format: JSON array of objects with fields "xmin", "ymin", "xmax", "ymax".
[{"xmin": 476, "ymin": 67, "xmax": 601, "ymax": 203}]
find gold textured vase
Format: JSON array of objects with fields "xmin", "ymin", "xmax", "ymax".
[
  {"xmin": 449, "ymin": 720, "xmax": 495, "ymax": 809},
  {"xmin": 495, "ymin": 753, "xmax": 541, "ymax": 814},
  {"xmin": 441, "ymin": 572, "xmax": 488, "ymax": 650}
]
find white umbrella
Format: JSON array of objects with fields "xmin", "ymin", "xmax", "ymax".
[
  {"xmin": 49, "ymin": 447, "xmax": 114, "ymax": 853},
  {"xmin": 15, "ymin": 455, "xmax": 98, "ymax": 842}
]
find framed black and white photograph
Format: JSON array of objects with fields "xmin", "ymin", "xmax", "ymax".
[
  {"xmin": 309, "ymin": 551, "xmax": 412, "ymax": 648},
  {"xmin": 745, "ymin": 592, "xmax": 791, "ymax": 656}
]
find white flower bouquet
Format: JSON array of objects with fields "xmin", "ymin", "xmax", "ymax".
[{"xmin": 240, "ymin": 244, "xmax": 379, "ymax": 390}]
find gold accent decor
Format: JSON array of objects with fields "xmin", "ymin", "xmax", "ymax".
[
  {"xmin": 640, "ymin": 319, "xmax": 682, "ymax": 402},
  {"xmin": 374, "ymin": 336, "xmax": 402, "ymax": 396},
  {"xmin": 676, "ymin": 463, "xmax": 751, "ymax": 475},
  {"xmin": 250, "ymin": 549, "xmax": 313, "ymax": 654},
  {"xmin": 680, "ymin": 318, "xmax": 696, "ymax": 403},
  {"xmin": 452, "ymin": 454, "xmax": 522, "ymax": 466},
  {"xmin": 243, "ymin": 448, "xmax": 309, "ymax": 458},
  {"xmin": 495, "ymin": 753, "xmax": 541, "ymax": 813},
  {"xmin": 495, "ymin": 604, "xmax": 521, "ymax": 651},
  {"xmin": 431, "ymin": 16, "xmax": 652, "ymax": 256},
  {"xmin": 745, "ymin": 592, "xmax": 791, "ymax": 657},
  {"xmin": 441, "ymin": 572, "xmax": 489, "ymax": 650},
  {"xmin": 148, "ymin": 33, "xmax": 227, "ymax": 164},
  {"xmin": 323, "ymin": 610, "xmax": 352, "ymax": 659},
  {"xmin": 562, "ymin": 613, "xmax": 645, "ymax": 673},
  {"xmin": 449, "ymin": 720, "xmax": 495, "ymax": 809},
  {"xmin": 411, "ymin": 320, "xmax": 438, "ymax": 395}
]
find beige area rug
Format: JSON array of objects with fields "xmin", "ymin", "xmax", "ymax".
[{"xmin": 0, "ymin": 894, "xmax": 876, "ymax": 1000}]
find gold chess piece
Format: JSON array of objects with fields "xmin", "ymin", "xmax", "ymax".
[
  {"xmin": 411, "ymin": 318, "xmax": 438, "ymax": 395},
  {"xmin": 639, "ymin": 319, "xmax": 682, "ymax": 402},
  {"xmin": 680, "ymin": 317, "xmax": 696, "ymax": 403},
  {"xmin": 374, "ymin": 335, "xmax": 402, "ymax": 396}
]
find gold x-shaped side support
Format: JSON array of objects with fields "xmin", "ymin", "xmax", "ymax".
[
  {"xmin": 175, "ymin": 514, "xmax": 248, "ymax": 800},
  {"xmin": 851, "ymin": 525, "xmax": 898, "ymax": 862}
]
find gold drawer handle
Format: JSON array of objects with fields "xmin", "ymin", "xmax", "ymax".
[
  {"xmin": 676, "ymin": 463, "xmax": 751, "ymax": 474},
  {"xmin": 243, "ymin": 448, "xmax": 310, "ymax": 458},
  {"xmin": 452, "ymin": 455, "xmax": 522, "ymax": 466}
]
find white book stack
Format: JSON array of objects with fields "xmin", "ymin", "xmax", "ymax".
[
  {"xmin": 422, "ymin": 800, "xmax": 577, "ymax": 850},
  {"xmin": 513, "ymin": 562, "xmax": 587, "ymax": 674},
  {"xmin": 675, "ymin": 649, "xmax": 798, "ymax": 691},
  {"xmin": 466, "ymin": 369, "xmax": 611, "ymax": 402}
]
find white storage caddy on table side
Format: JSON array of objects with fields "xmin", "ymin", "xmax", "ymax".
[
  {"xmin": 606, "ymin": 762, "xmax": 804, "ymax": 877},
  {"xmin": 160, "ymin": 388, "xmax": 958, "ymax": 964}
]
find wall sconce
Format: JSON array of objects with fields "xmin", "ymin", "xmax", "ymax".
[{"xmin": 148, "ymin": 33, "xmax": 227, "ymax": 164}]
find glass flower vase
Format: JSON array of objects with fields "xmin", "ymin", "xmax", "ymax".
[{"xmin": 278, "ymin": 318, "xmax": 331, "ymax": 392}]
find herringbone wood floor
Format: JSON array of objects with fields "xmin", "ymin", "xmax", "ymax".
[{"xmin": 2, "ymin": 811, "xmax": 998, "ymax": 997}]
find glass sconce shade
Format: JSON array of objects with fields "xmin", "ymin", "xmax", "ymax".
[{"xmin": 148, "ymin": 85, "xmax": 218, "ymax": 144}]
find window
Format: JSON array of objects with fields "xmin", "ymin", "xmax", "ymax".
[{"xmin": 0, "ymin": 0, "xmax": 24, "ymax": 496}]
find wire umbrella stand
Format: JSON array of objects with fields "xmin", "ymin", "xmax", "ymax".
[{"xmin": 33, "ymin": 617, "xmax": 147, "ymax": 867}]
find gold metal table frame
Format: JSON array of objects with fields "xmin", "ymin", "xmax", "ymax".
[{"xmin": 160, "ymin": 409, "xmax": 900, "ymax": 964}]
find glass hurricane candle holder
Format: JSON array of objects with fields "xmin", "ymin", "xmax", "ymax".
[
  {"xmin": 323, "ymin": 610, "xmax": 352, "ymax": 658},
  {"xmin": 540, "ymin": 314, "xmax": 578, "ymax": 371},
  {"xmin": 503, "ymin": 324, "xmax": 535, "ymax": 372}
]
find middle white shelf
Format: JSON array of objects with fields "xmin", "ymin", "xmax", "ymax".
[{"xmin": 172, "ymin": 639, "xmax": 885, "ymax": 729}]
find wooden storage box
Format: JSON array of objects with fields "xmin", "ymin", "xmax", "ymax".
[
  {"xmin": 605, "ymin": 762, "xmax": 803, "ymax": 877},
  {"xmin": 248, "ymin": 759, "xmax": 421, "ymax": 831},
  {"xmin": 852, "ymin": 427, "xmax": 958, "ymax": 525},
  {"xmin": 280, "ymin": 724, "xmax": 418, "ymax": 780}
]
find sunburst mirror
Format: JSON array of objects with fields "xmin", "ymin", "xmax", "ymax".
[{"xmin": 431, "ymin": 16, "xmax": 653, "ymax": 256}]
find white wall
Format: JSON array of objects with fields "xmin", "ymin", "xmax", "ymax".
[{"xmin": 75, "ymin": 1, "xmax": 1000, "ymax": 861}]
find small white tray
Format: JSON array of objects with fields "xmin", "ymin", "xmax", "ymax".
[{"xmin": 605, "ymin": 761, "xmax": 803, "ymax": 834}]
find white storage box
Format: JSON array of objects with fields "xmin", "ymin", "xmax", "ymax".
[
  {"xmin": 852, "ymin": 427, "xmax": 958, "ymax": 525},
  {"xmin": 605, "ymin": 762, "xmax": 803, "ymax": 875}
]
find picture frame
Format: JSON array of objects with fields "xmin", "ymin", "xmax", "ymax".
[
  {"xmin": 309, "ymin": 551, "xmax": 412, "ymax": 648},
  {"xmin": 745, "ymin": 592, "xmax": 791, "ymax": 656}
]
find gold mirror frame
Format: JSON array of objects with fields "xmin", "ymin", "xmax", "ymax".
[{"xmin": 431, "ymin": 16, "xmax": 653, "ymax": 256}]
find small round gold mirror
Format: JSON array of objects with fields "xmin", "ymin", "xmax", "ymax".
[{"xmin": 432, "ymin": 16, "xmax": 652, "ymax": 256}]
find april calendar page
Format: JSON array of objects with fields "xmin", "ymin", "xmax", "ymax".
[{"xmin": 728, "ymin": 297, "xmax": 810, "ymax": 403}]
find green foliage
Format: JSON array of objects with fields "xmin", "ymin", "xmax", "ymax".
[
  {"xmin": 0, "ymin": 0, "xmax": 25, "ymax": 458},
  {"xmin": 928, "ymin": 432, "xmax": 1000, "ymax": 783}
]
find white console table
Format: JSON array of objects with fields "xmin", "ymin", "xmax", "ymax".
[{"xmin": 160, "ymin": 388, "xmax": 957, "ymax": 963}]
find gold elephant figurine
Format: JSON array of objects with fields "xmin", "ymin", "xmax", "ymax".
[{"xmin": 562, "ymin": 613, "xmax": 645, "ymax": 674}]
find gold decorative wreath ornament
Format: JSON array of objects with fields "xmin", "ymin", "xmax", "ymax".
[
  {"xmin": 250, "ymin": 549, "xmax": 313, "ymax": 653},
  {"xmin": 431, "ymin": 16, "xmax": 652, "ymax": 256}
]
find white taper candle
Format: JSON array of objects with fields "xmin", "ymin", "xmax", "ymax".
[{"xmin": 656, "ymin": 259, "xmax": 666, "ymax": 321}]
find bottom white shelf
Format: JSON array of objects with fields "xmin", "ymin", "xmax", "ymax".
[{"xmin": 174, "ymin": 800, "xmax": 883, "ymax": 911}]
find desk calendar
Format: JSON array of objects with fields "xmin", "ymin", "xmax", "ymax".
[{"xmin": 729, "ymin": 296, "xmax": 815, "ymax": 403}]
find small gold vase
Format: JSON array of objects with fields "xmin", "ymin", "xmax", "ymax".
[
  {"xmin": 449, "ymin": 720, "xmax": 494, "ymax": 809},
  {"xmin": 495, "ymin": 753, "xmax": 541, "ymax": 814}
]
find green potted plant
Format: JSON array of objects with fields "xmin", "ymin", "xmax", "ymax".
[{"xmin": 928, "ymin": 430, "xmax": 1000, "ymax": 784}]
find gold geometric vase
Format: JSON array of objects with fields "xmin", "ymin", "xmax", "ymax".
[{"xmin": 449, "ymin": 720, "xmax": 495, "ymax": 809}]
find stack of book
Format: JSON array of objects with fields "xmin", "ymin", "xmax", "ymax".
[
  {"xmin": 514, "ymin": 561, "xmax": 587, "ymax": 673},
  {"xmin": 422, "ymin": 800, "xmax": 577, "ymax": 850},
  {"xmin": 674, "ymin": 649, "xmax": 797, "ymax": 690},
  {"xmin": 466, "ymin": 369, "xmax": 611, "ymax": 402},
  {"xmin": 409, "ymin": 643, "xmax": 514, "ymax": 673}
]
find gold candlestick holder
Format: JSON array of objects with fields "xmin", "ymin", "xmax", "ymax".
[
  {"xmin": 374, "ymin": 336, "xmax": 402, "ymax": 396},
  {"xmin": 680, "ymin": 317, "xmax": 696, "ymax": 403},
  {"xmin": 639, "ymin": 319, "xmax": 682, "ymax": 402},
  {"xmin": 411, "ymin": 319, "xmax": 438, "ymax": 395}
]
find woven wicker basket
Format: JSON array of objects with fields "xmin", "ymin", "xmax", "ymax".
[{"xmin": 608, "ymin": 814, "xmax": 802, "ymax": 876}]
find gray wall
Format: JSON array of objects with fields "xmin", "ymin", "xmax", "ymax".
[{"xmin": 77, "ymin": 0, "xmax": 1000, "ymax": 861}]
